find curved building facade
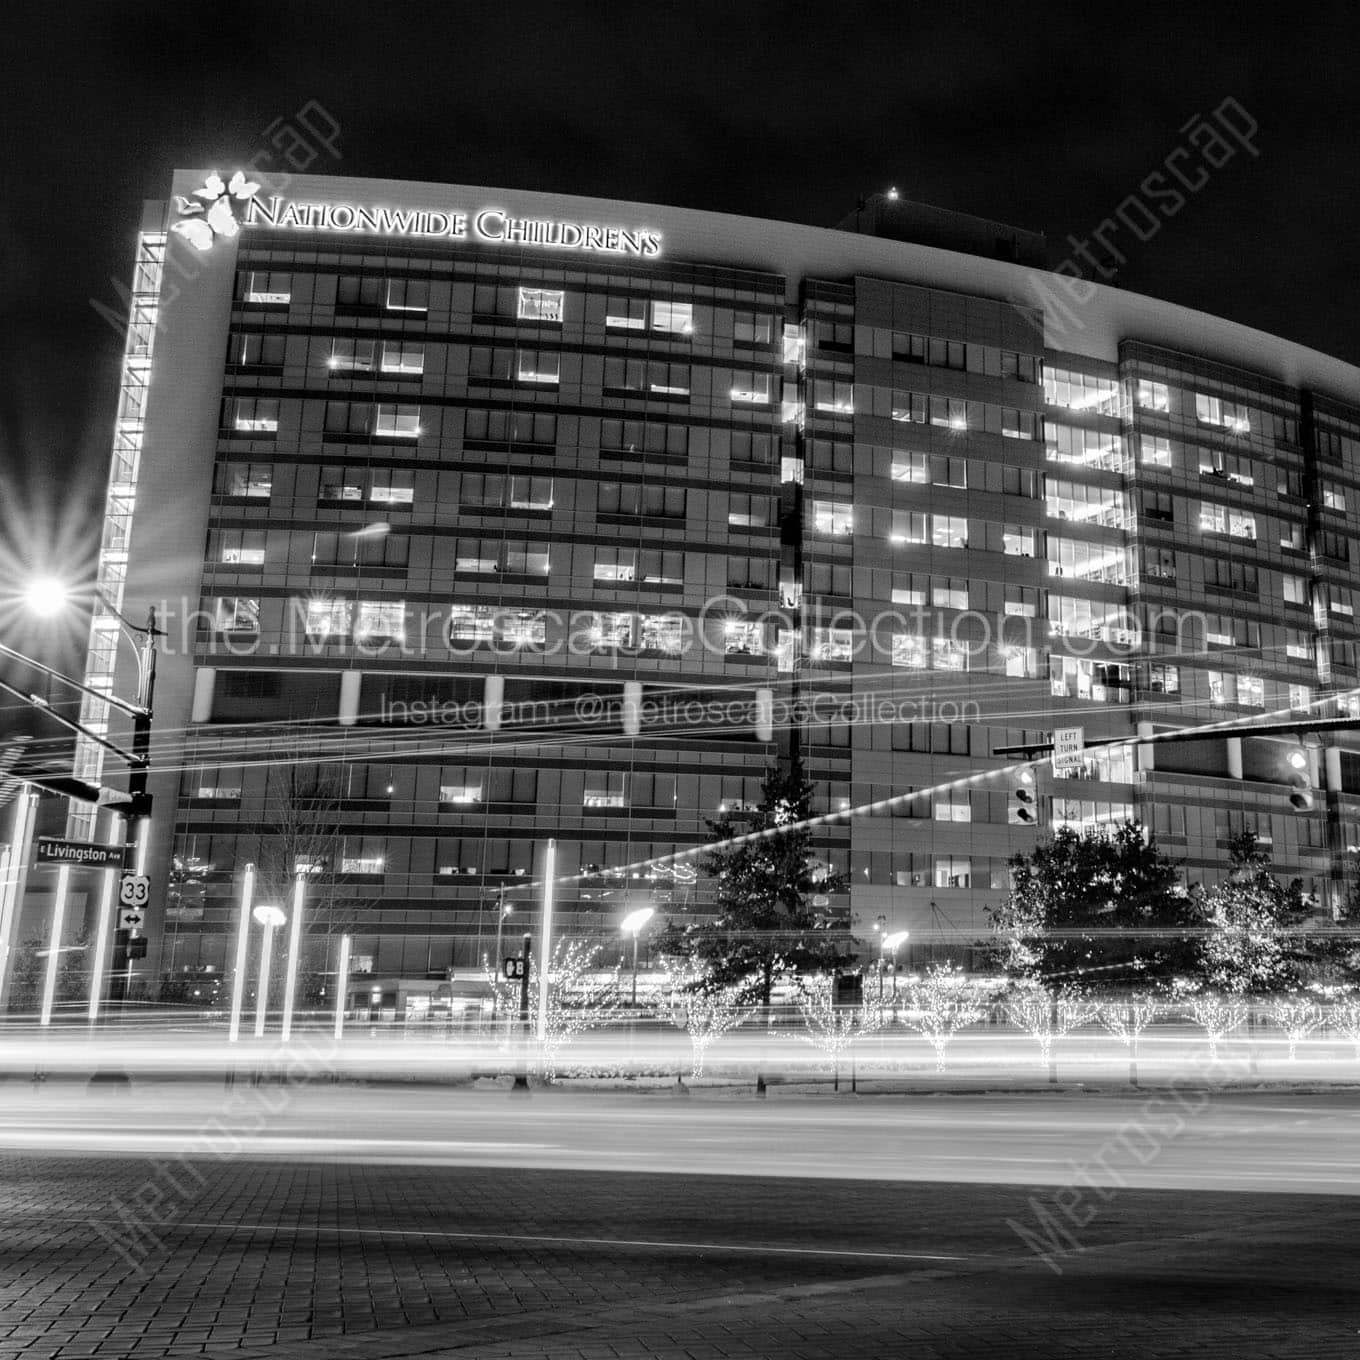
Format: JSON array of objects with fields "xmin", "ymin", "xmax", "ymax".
[{"xmin": 69, "ymin": 171, "xmax": 1360, "ymax": 992}]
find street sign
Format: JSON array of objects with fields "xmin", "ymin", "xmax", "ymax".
[
  {"xmin": 119, "ymin": 907, "xmax": 144, "ymax": 930},
  {"xmin": 503, "ymin": 957, "xmax": 526, "ymax": 980},
  {"xmin": 1052, "ymin": 726, "xmax": 1086, "ymax": 775},
  {"xmin": 35, "ymin": 837, "xmax": 125, "ymax": 870},
  {"xmin": 118, "ymin": 873, "xmax": 150, "ymax": 909}
]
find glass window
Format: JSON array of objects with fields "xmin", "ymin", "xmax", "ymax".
[
  {"xmin": 733, "ymin": 312, "xmax": 773, "ymax": 344},
  {"xmin": 217, "ymin": 462, "xmax": 272, "ymax": 499},
  {"xmin": 244, "ymin": 271, "xmax": 290, "ymax": 304},
  {"xmin": 518, "ymin": 287, "xmax": 564, "ymax": 323},
  {"xmin": 305, "ymin": 597, "xmax": 350, "ymax": 639},
  {"xmin": 594, "ymin": 548, "xmax": 637, "ymax": 583},
  {"xmin": 516, "ymin": 349, "xmax": 560, "ymax": 384},
  {"xmin": 385, "ymin": 279, "xmax": 428, "ymax": 313},
  {"xmin": 652, "ymin": 300, "xmax": 694, "ymax": 334},
  {"xmin": 374, "ymin": 403, "xmax": 421, "ymax": 438},
  {"xmin": 229, "ymin": 397, "xmax": 279, "ymax": 433},
  {"xmin": 218, "ymin": 530, "xmax": 265, "ymax": 565},
  {"xmin": 729, "ymin": 370, "xmax": 771, "ymax": 403},
  {"xmin": 214, "ymin": 597, "xmax": 259, "ymax": 632},
  {"xmin": 330, "ymin": 338, "xmax": 375, "ymax": 372},
  {"xmin": 380, "ymin": 341, "xmax": 424, "ymax": 374},
  {"xmin": 1003, "ymin": 526, "xmax": 1036, "ymax": 557},
  {"xmin": 812, "ymin": 501, "xmax": 854, "ymax": 535},
  {"xmin": 355, "ymin": 601, "xmax": 406, "ymax": 645},
  {"xmin": 1137, "ymin": 379, "xmax": 1170, "ymax": 412},
  {"xmin": 932, "ymin": 515, "xmax": 968, "ymax": 549}
]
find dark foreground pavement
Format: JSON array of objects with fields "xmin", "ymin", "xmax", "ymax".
[{"xmin": 1, "ymin": 1148, "xmax": 1358, "ymax": 1359}]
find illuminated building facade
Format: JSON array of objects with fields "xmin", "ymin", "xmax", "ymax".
[{"xmin": 82, "ymin": 171, "xmax": 1360, "ymax": 988}]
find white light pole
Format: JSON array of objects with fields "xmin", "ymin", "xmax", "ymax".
[
  {"xmin": 280, "ymin": 871, "xmax": 307, "ymax": 1042},
  {"xmin": 0, "ymin": 786, "xmax": 39, "ymax": 1014},
  {"xmin": 535, "ymin": 839, "xmax": 556, "ymax": 1042},
  {"xmin": 87, "ymin": 815, "xmax": 122, "ymax": 1025},
  {"xmin": 39, "ymin": 864, "xmax": 72, "ymax": 1026},
  {"xmin": 227, "ymin": 864, "xmax": 255, "ymax": 1042},
  {"xmin": 252, "ymin": 903, "xmax": 287, "ymax": 1039},
  {"xmin": 333, "ymin": 933, "xmax": 351, "ymax": 1042},
  {"xmin": 883, "ymin": 930, "xmax": 909, "ymax": 1002},
  {"xmin": 620, "ymin": 906, "xmax": 655, "ymax": 1006}
]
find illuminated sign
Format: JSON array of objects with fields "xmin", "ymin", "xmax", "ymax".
[
  {"xmin": 243, "ymin": 195, "xmax": 663, "ymax": 257},
  {"xmin": 171, "ymin": 171, "xmax": 261, "ymax": 251}
]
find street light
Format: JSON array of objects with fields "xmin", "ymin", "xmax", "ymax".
[
  {"xmin": 22, "ymin": 577, "xmax": 69, "ymax": 618},
  {"xmin": 620, "ymin": 906, "xmax": 655, "ymax": 1005},
  {"xmin": 882, "ymin": 930, "xmax": 909, "ymax": 1001},
  {"xmin": 252, "ymin": 903, "xmax": 287, "ymax": 1038}
]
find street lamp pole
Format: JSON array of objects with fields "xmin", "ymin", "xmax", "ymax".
[
  {"xmin": 492, "ymin": 891, "xmax": 512, "ymax": 1017},
  {"xmin": 620, "ymin": 906, "xmax": 655, "ymax": 1007},
  {"xmin": 253, "ymin": 903, "xmax": 287, "ymax": 1038}
]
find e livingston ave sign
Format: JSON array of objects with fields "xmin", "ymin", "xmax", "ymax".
[
  {"xmin": 244, "ymin": 195, "xmax": 663, "ymax": 257},
  {"xmin": 35, "ymin": 837, "xmax": 125, "ymax": 870}
]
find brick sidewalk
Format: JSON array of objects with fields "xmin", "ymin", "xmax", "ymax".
[{"xmin": 0, "ymin": 1153, "xmax": 1355, "ymax": 1359}]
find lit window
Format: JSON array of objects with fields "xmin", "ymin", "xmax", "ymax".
[
  {"xmin": 587, "ymin": 612, "xmax": 634, "ymax": 650},
  {"xmin": 244, "ymin": 271, "xmax": 290, "ymax": 304},
  {"xmin": 380, "ymin": 342, "xmax": 424, "ymax": 375},
  {"xmin": 440, "ymin": 784, "xmax": 482, "ymax": 805},
  {"xmin": 810, "ymin": 628, "xmax": 855, "ymax": 663},
  {"xmin": 448, "ymin": 605, "xmax": 496, "ymax": 642},
  {"xmin": 305, "ymin": 598, "xmax": 350, "ymax": 639},
  {"xmin": 813, "ymin": 380, "xmax": 854, "ymax": 414},
  {"xmin": 890, "ymin": 633, "xmax": 927, "ymax": 669},
  {"xmin": 931, "ymin": 582, "xmax": 968, "ymax": 610},
  {"xmin": 729, "ymin": 370, "xmax": 771, "ymax": 403},
  {"xmin": 639, "ymin": 614, "xmax": 684, "ymax": 654},
  {"xmin": 1141, "ymin": 436, "xmax": 1172, "ymax": 467},
  {"xmin": 723, "ymin": 620, "xmax": 765, "ymax": 656},
  {"xmin": 214, "ymin": 597, "xmax": 259, "ymax": 632},
  {"xmin": 584, "ymin": 773, "xmax": 627, "ymax": 808},
  {"xmin": 652, "ymin": 300, "xmax": 693, "ymax": 334},
  {"xmin": 1238, "ymin": 676, "xmax": 1265, "ymax": 708},
  {"xmin": 1324, "ymin": 485, "xmax": 1347, "ymax": 512},
  {"xmin": 1290, "ymin": 684, "xmax": 1312, "ymax": 711},
  {"xmin": 329, "ymin": 339, "xmax": 375, "ymax": 372},
  {"xmin": 932, "ymin": 515, "xmax": 968, "ymax": 549},
  {"xmin": 518, "ymin": 287, "xmax": 564, "ymax": 323},
  {"xmin": 219, "ymin": 531, "xmax": 265, "ymax": 566},
  {"xmin": 220, "ymin": 463, "xmax": 272, "ymax": 498},
  {"xmin": 1199, "ymin": 503, "xmax": 1228, "ymax": 535},
  {"xmin": 1283, "ymin": 575, "xmax": 1307, "ymax": 606},
  {"xmin": 374, "ymin": 404, "xmax": 421, "ymax": 438},
  {"xmin": 890, "ymin": 453, "xmax": 929, "ymax": 483},
  {"xmin": 516, "ymin": 350, "xmax": 560, "ymax": 384},
  {"xmin": 1002, "ymin": 526, "xmax": 1035, "ymax": 557},
  {"xmin": 385, "ymin": 279, "xmax": 428, "ymax": 314},
  {"xmin": 369, "ymin": 469, "xmax": 414, "ymax": 506},
  {"xmin": 594, "ymin": 549, "xmax": 637, "ymax": 583},
  {"xmin": 932, "ymin": 638, "xmax": 968, "ymax": 671},
  {"xmin": 496, "ymin": 610, "xmax": 546, "ymax": 648},
  {"xmin": 355, "ymin": 600, "xmax": 406, "ymax": 646},
  {"xmin": 319, "ymin": 468, "xmax": 363, "ymax": 502},
  {"xmin": 1137, "ymin": 379, "xmax": 1170, "ymax": 412},
  {"xmin": 195, "ymin": 782, "xmax": 242, "ymax": 800},
  {"xmin": 231, "ymin": 398, "xmax": 279, "ymax": 433},
  {"xmin": 455, "ymin": 552, "xmax": 498, "ymax": 574},
  {"xmin": 934, "ymin": 857, "xmax": 971, "ymax": 889},
  {"xmin": 1195, "ymin": 393, "xmax": 1222, "ymax": 425},
  {"xmin": 812, "ymin": 501, "xmax": 854, "ymax": 535}
]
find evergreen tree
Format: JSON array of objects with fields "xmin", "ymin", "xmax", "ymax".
[
  {"xmin": 990, "ymin": 822, "xmax": 1195, "ymax": 989},
  {"xmin": 680, "ymin": 758, "xmax": 849, "ymax": 1008}
]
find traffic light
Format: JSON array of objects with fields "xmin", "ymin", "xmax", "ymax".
[
  {"xmin": 1012, "ymin": 769, "xmax": 1038, "ymax": 824},
  {"xmin": 1287, "ymin": 748, "xmax": 1315, "ymax": 811}
]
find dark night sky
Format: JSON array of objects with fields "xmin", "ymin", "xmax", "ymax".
[{"xmin": 2, "ymin": 0, "xmax": 1360, "ymax": 587}]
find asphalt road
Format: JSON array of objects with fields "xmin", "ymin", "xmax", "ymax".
[
  {"xmin": 1, "ymin": 1083, "xmax": 1359, "ymax": 1193},
  {"xmin": 1, "ymin": 1088, "xmax": 1358, "ymax": 1358}
]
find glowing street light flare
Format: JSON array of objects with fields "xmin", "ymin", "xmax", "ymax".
[
  {"xmin": 252, "ymin": 903, "xmax": 287, "ymax": 1039},
  {"xmin": 228, "ymin": 864, "xmax": 255, "ymax": 1043},
  {"xmin": 23, "ymin": 576, "xmax": 70, "ymax": 617}
]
